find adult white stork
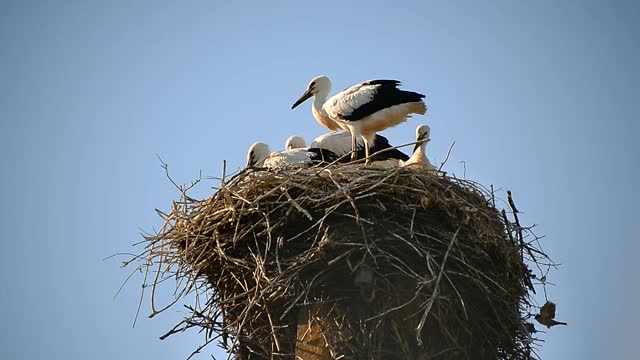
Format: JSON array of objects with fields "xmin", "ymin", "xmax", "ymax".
[
  {"xmin": 291, "ymin": 75, "xmax": 426, "ymax": 163},
  {"xmin": 311, "ymin": 131, "xmax": 409, "ymax": 162},
  {"xmin": 400, "ymin": 124, "xmax": 436, "ymax": 170},
  {"xmin": 246, "ymin": 141, "xmax": 339, "ymax": 169},
  {"xmin": 285, "ymin": 135, "xmax": 307, "ymax": 150}
]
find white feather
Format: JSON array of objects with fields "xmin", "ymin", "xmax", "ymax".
[
  {"xmin": 264, "ymin": 149, "xmax": 315, "ymax": 168},
  {"xmin": 310, "ymin": 131, "xmax": 364, "ymax": 156},
  {"xmin": 246, "ymin": 142, "xmax": 271, "ymax": 167},
  {"xmin": 285, "ymin": 135, "xmax": 307, "ymax": 150},
  {"xmin": 324, "ymin": 83, "xmax": 379, "ymax": 119},
  {"xmin": 246, "ymin": 142, "xmax": 319, "ymax": 169}
]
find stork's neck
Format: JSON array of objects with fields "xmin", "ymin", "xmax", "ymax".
[
  {"xmin": 414, "ymin": 142, "xmax": 436, "ymax": 169},
  {"xmin": 312, "ymin": 97, "xmax": 325, "ymax": 116},
  {"xmin": 312, "ymin": 87, "xmax": 330, "ymax": 114},
  {"xmin": 410, "ymin": 142, "xmax": 429, "ymax": 164},
  {"xmin": 311, "ymin": 87, "xmax": 343, "ymax": 131}
]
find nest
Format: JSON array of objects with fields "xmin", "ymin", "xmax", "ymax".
[{"xmin": 134, "ymin": 164, "xmax": 550, "ymax": 359}]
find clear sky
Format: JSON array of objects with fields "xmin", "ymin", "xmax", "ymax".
[{"xmin": 1, "ymin": 1, "xmax": 638, "ymax": 359}]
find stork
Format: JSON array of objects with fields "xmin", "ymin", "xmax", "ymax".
[
  {"xmin": 311, "ymin": 131, "xmax": 409, "ymax": 162},
  {"xmin": 285, "ymin": 135, "xmax": 307, "ymax": 150},
  {"xmin": 400, "ymin": 124, "xmax": 436, "ymax": 170},
  {"xmin": 291, "ymin": 75, "xmax": 426, "ymax": 163},
  {"xmin": 246, "ymin": 142, "xmax": 338, "ymax": 169}
]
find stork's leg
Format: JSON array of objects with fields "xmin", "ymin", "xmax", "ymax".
[
  {"xmin": 350, "ymin": 132, "xmax": 358, "ymax": 161},
  {"xmin": 363, "ymin": 137, "xmax": 371, "ymax": 165}
]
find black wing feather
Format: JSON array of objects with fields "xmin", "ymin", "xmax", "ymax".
[
  {"xmin": 361, "ymin": 79, "xmax": 402, "ymax": 87},
  {"xmin": 357, "ymin": 134, "xmax": 410, "ymax": 161},
  {"xmin": 307, "ymin": 148, "xmax": 340, "ymax": 165},
  {"xmin": 342, "ymin": 81, "xmax": 425, "ymax": 122}
]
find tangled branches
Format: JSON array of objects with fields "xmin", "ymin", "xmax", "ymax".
[{"xmin": 127, "ymin": 164, "xmax": 553, "ymax": 359}]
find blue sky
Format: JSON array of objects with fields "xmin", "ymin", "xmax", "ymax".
[{"xmin": 1, "ymin": 1, "xmax": 638, "ymax": 359}]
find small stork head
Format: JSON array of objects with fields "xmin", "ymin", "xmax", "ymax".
[
  {"xmin": 413, "ymin": 124, "xmax": 431, "ymax": 153},
  {"xmin": 285, "ymin": 135, "xmax": 307, "ymax": 150},
  {"xmin": 246, "ymin": 142, "xmax": 271, "ymax": 167},
  {"xmin": 291, "ymin": 75, "xmax": 332, "ymax": 109},
  {"xmin": 402, "ymin": 124, "xmax": 436, "ymax": 170}
]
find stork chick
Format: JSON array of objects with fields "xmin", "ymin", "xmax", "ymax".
[
  {"xmin": 401, "ymin": 124, "xmax": 436, "ymax": 170},
  {"xmin": 285, "ymin": 135, "xmax": 307, "ymax": 150},
  {"xmin": 246, "ymin": 142, "xmax": 338, "ymax": 169}
]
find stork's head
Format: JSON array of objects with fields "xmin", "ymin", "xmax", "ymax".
[
  {"xmin": 246, "ymin": 142, "xmax": 271, "ymax": 167},
  {"xmin": 413, "ymin": 124, "xmax": 431, "ymax": 152},
  {"xmin": 285, "ymin": 135, "xmax": 307, "ymax": 150},
  {"xmin": 416, "ymin": 124, "xmax": 431, "ymax": 141},
  {"xmin": 291, "ymin": 75, "xmax": 332, "ymax": 109}
]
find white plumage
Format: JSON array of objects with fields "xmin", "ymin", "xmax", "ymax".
[
  {"xmin": 323, "ymin": 83, "xmax": 380, "ymax": 119},
  {"xmin": 246, "ymin": 142, "xmax": 271, "ymax": 168},
  {"xmin": 285, "ymin": 135, "xmax": 307, "ymax": 150},
  {"xmin": 310, "ymin": 131, "xmax": 358, "ymax": 157},
  {"xmin": 264, "ymin": 149, "xmax": 317, "ymax": 168},
  {"xmin": 401, "ymin": 124, "xmax": 436, "ymax": 170},
  {"xmin": 292, "ymin": 75, "xmax": 426, "ymax": 163},
  {"xmin": 246, "ymin": 141, "xmax": 338, "ymax": 169}
]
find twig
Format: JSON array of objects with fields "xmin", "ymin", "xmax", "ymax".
[
  {"xmin": 416, "ymin": 225, "xmax": 461, "ymax": 346},
  {"xmin": 438, "ymin": 141, "xmax": 455, "ymax": 172}
]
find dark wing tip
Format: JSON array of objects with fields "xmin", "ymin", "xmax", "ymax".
[
  {"xmin": 373, "ymin": 134, "xmax": 391, "ymax": 146},
  {"xmin": 364, "ymin": 79, "xmax": 402, "ymax": 87},
  {"xmin": 308, "ymin": 147, "xmax": 339, "ymax": 164},
  {"xmin": 370, "ymin": 135, "xmax": 410, "ymax": 161},
  {"xmin": 400, "ymin": 89, "xmax": 426, "ymax": 100},
  {"xmin": 364, "ymin": 80, "xmax": 426, "ymax": 99}
]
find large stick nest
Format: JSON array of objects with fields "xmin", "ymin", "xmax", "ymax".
[{"xmin": 134, "ymin": 165, "xmax": 550, "ymax": 359}]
